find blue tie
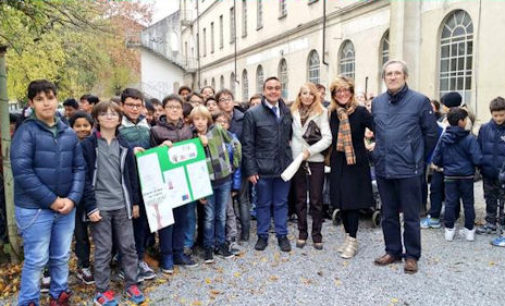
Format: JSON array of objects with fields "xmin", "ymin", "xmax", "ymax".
[{"xmin": 272, "ymin": 106, "xmax": 280, "ymax": 122}]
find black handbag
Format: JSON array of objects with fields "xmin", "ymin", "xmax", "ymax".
[{"xmin": 302, "ymin": 120, "xmax": 322, "ymax": 145}]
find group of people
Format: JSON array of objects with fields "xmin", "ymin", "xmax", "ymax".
[{"xmin": 8, "ymin": 58, "xmax": 505, "ymax": 306}]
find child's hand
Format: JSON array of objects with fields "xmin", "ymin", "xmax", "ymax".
[
  {"xmin": 199, "ymin": 198, "xmax": 208, "ymax": 205},
  {"xmin": 58, "ymin": 198, "xmax": 74, "ymax": 215},
  {"xmin": 231, "ymin": 191, "xmax": 238, "ymax": 197},
  {"xmin": 132, "ymin": 205, "xmax": 140, "ymax": 218},
  {"xmin": 89, "ymin": 211, "xmax": 102, "ymax": 222},
  {"xmin": 161, "ymin": 140, "xmax": 173, "ymax": 147},
  {"xmin": 199, "ymin": 135, "xmax": 208, "ymax": 147},
  {"xmin": 133, "ymin": 147, "xmax": 145, "ymax": 154},
  {"xmin": 50, "ymin": 197, "xmax": 64, "ymax": 211}
]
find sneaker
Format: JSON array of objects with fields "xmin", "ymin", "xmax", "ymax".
[
  {"xmin": 174, "ymin": 254, "xmax": 199, "ymax": 269},
  {"xmin": 491, "ymin": 236, "xmax": 505, "ymax": 247},
  {"xmin": 183, "ymin": 246, "xmax": 193, "ymax": 256},
  {"xmin": 228, "ymin": 241, "xmax": 242, "ymax": 255},
  {"xmin": 49, "ymin": 290, "xmax": 72, "ymax": 306},
  {"xmin": 278, "ymin": 236, "xmax": 291, "ymax": 252},
  {"xmin": 77, "ymin": 267, "xmax": 95, "ymax": 285},
  {"xmin": 216, "ymin": 244, "xmax": 234, "ymax": 259},
  {"xmin": 476, "ymin": 223, "xmax": 497, "ymax": 235},
  {"xmin": 110, "ymin": 269, "xmax": 123, "ymax": 283},
  {"xmin": 204, "ymin": 248, "xmax": 214, "ymax": 264},
  {"xmin": 94, "ymin": 290, "xmax": 117, "ymax": 306},
  {"xmin": 41, "ymin": 275, "xmax": 50, "ymax": 294},
  {"xmin": 420, "ymin": 216, "xmax": 441, "ymax": 229},
  {"xmin": 160, "ymin": 265, "xmax": 174, "ymax": 275},
  {"xmin": 254, "ymin": 237, "xmax": 268, "ymax": 251},
  {"xmin": 445, "ymin": 227, "xmax": 456, "ymax": 241},
  {"xmin": 459, "ymin": 227, "xmax": 476, "ymax": 241},
  {"xmin": 125, "ymin": 285, "xmax": 145, "ymax": 305},
  {"xmin": 138, "ymin": 261, "xmax": 157, "ymax": 281}
]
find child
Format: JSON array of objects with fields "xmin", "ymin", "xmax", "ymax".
[
  {"xmin": 190, "ymin": 106, "xmax": 241, "ymax": 263},
  {"xmin": 214, "ymin": 112, "xmax": 243, "ymax": 254},
  {"xmin": 81, "ymin": 101, "xmax": 145, "ymax": 305},
  {"xmin": 477, "ymin": 97, "xmax": 505, "ymax": 239},
  {"xmin": 431, "ymin": 108, "xmax": 482, "ymax": 241},
  {"xmin": 11, "ymin": 80, "xmax": 86, "ymax": 306},
  {"xmin": 150, "ymin": 94, "xmax": 198, "ymax": 274},
  {"xmin": 68, "ymin": 111, "xmax": 95, "ymax": 285},
  {"xmin": 118, "ymin": 88, "xmax": 157, "ymax": 282}
]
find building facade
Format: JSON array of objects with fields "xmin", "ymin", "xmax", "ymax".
[{"xmin": 176, "ymin": 0, "xmax": 505, "ymax": 123}]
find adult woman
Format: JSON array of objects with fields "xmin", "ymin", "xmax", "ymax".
[
  {"xmin": 329, "ymin": 76, "xmax": 374, "ymax": 259},
  {"xmin": 291, "ymin": 83, "xmax": 332, "ymax": 249}
]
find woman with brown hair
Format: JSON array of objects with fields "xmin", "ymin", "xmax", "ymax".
[
  {"xmin": 329, "ymin": 76, "xmax": 374, "ymax": 259},
  {"xmin": 291, "ymin": 83, "xmax": 332, "ymax": 249}
]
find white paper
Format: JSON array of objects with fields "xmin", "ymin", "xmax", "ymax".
[
  {"xmin": 186, "ymin": 160, "xmax": 213, "ymax": 200},
  {"xmin": 163, "ymin": 168, "xmax": 192, "ymax": 208},
  {"xmin": 281, "ymin": 153, "xmax": 304, "ymax": 182}
]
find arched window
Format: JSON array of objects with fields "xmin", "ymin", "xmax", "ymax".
[
  {"xmin": 307, "ymin": 50, "xmax": 320, "ymax": 84},
  {"xmin": 204, "ymin": 79, "xmax": 208, "ymax": 86},
  {"xmin": 242, "ymin": 69, "xmax": 248, "ymax": 101},
  {"xmin": 339, "ymin": 40, "xmax": 355, "ymax": 79},
  {"xmin": 278, "ymin": 59, "xmax": 288, "ymax": 99},
  {"xmin": 230, "ymin": 72, "xmax": 236, "ymax": 96},
  {"xmin": 256, "ymin": 65, "xmax": 264, "ymax": 94},
  {"xmin": 380, "ymin": 31, "xmax": 390, "ymax": 67},
  {"xmin": 211, "ymin": 77, "xmax": 216, "ymax": 90},
  {"xmin": 439, "ymin": 10, "xmax": 473, "ymax": 104},
  {"xmin": 220, "ymin": 75, "xmax": 224, "ymax": 91}
]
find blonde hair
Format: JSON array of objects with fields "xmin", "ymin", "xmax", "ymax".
[
  {"xmin": 329, "ymin": 76, "xmax": 357, "ymax": 113},
  {"xmin": 189, "ymin": 105, "xmax": 213, "ymax": 126},
  {"xmin": 291, "ymin": 82, "xmax": 323, "ymax": 116}
]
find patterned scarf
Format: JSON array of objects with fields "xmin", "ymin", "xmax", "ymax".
[
  {"xmin": 299, "ymin": 105, "xmax": 311, "ymax": 126},
  {"xmin": 336, "ymin": 101, "xmax": 357, "ymax": 165}
]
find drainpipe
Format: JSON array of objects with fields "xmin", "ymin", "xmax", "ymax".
[
  {"xmin": 233, "ymin": 0, "xmax": 237, "ymax": 86},
  {"xmin": 196, "ymin": 0, "xmax": 200, "ymax": 90},
  {"xmin": 322, "ymin": 0, "xmax": 328, "ymax": 65}
]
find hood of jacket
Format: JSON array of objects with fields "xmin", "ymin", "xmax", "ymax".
[{"xmin": 441, "ymin": 126, "xmax": 469, "ymax": 145}]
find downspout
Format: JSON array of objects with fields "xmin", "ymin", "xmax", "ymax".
[
  {"xmin": 233, "ymin": 0, "xmax": 237, "ymax": 88},
  {"xmin": 474, "ymin": 0, "xmax": 482, "ymax": 119},
  {"xmin": 196, "ymin": 0, "xmax": 200, "ymax": 90},
  {"xmin": 322, "ymin": 0, "xmax": 328, "ymax": 65}
]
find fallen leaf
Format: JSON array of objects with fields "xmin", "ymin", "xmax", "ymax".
[
  {"xmin": 205, "ymin": 277, "xmax": 212, "ymax": 284},
  {"xmin": 234, "ymin": 272, "xmax": 241, "ymax": 277},
  {"xmin": 269, "ymin": 275, "xmax": 279, "ymax": 282}
]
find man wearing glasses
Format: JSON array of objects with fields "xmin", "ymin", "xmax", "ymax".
[{"xmin": 242, "ymin": 77, "xmax": 293, "ymax": 252}]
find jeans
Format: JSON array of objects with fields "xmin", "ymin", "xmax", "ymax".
[
  {"xmin": 204, "ymin": 180, "xmax": 232, "ymax": 248},
  {"xmin": 444, "ymin": 178, "xmax": 475, "ymax": 229},
  {"xmin": 73, "ymin": 206, "xmax": 90, "ymax": 268},
  {"xmin": 184, "ymin": 201, "xmax": 197, "ymax": 248},
  {"xmin": 15, "ymin": 207, "xmax": 75, "ymax": 306},
  {"xmin": 225, "ymin": 195, "xmax": 238, "ymax": 242},
  {"xmin": 256, "ymin": 177, "xmax": 291, "ymax": 239},
  {"xmin": 428, "ymin": 171, "xmax": 445, "ymax": 219},
  {"xmin": 159, "ymin": 204, "xmax": 188, "ymax": 268},
  {"xmin": 377, "ymin": 176, "xmax": 422, "ymax": 260}
]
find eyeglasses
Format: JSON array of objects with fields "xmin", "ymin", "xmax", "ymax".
[
  {"xmin": 124, "ymin": 103, "xmax": 143, "ymax": 110},
  {"xmin": 335, "ymin": 88, "xmax": 351, "ymax": 95},
  {"xmin": 218, "ymin": 97, "xmax": 233, "ymax": 103},
  {"xmin": 165, "ymin": 105, "xmax": 182, "ymax": 110},
  {"xmin": 216, "ymin": 119, "xmax": 229, "ymax": 124},
  {"xmin": 385, "ymin": 71, "xmax": 404, "ymax": 78},
  {"xmin": 98, "ymin": 112, "xmax": 119, "ymax": 118}
]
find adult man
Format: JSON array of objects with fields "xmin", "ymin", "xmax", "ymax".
[
  {"xmin": 242, "ymin": 77, "xmax": 293, "ymax": 252},
  {"xmin": 216, "ymin": 89, "xmax": 249, "ymax": 242},
  {"xmin": 372, "ymin": 60, "xmax": 438, "ymax": 274}
]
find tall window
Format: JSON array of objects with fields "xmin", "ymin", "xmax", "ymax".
[
  {"xmin": 257, "ymin": 0, "xmax": 263, "ymax": 30},
  {"xmin": 211, "ymin": 77, "xmax": 216, "ymax": 89},
  {"xmin": 307, "ymin": 50, "xmax": 320, "ymax": 84},
  {"xmin": 279, "ymin": 0, "xmax": 287, "ymax": 17},
  {"xmin": 220, "ymin": 75, "xmax": 224, "ymax": 90},
  {"xmin": 242, "ymin": 69, "xmax": 248, "ymax": 102},
  {"xmin": 242, "ymin": 0, "xmax": 247, "ymax": 37},
  {"xmin": 204, "ymin": 79, "xmax": 208, "ymax": 86},
  {"xmin": 202, "ymin": 28, "xmax": 207, "ymax": 57},
  {"xmin": 230, "ymin": 7, "xmax": 235, "ymax": 43},
  {"xmin": 439, "ymin": 10, "xmax": 473, "ymax": 104},
  {"xmin": 210, "ymin": 22, "xmax": 215, "ymax": 53},
  {"xmin": 230, "ymin": 72, "xmax": 236, "ymax": 96},
  {"xmin": 380, "ymin": 30, "xmax": 390, "ymax": 67},
  {"xmin": 256, "ymin": 65, "xmax": 264, "ymax": 94},
  {"xmin": 219, "ymin": 15, "xmax": 223, "ymax": 49},
  {"xmin": 278, "ymin": 59, "xmax": 288, "ymax": 99},
  {"xmin": 339, "ymin": 40, "xmax": 355, "ymax": 79}
]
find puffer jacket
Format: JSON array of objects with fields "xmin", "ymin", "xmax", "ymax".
[
  {"xmin": 372, "ymin": 85, "xmax": 439, "ymax": 179},
  {"xmin": 119, "ymin": 115, "xmax": 151, "ymax": 149},
  {"xmin": 80, "ymin": 132, "xmax": 140, "ymax": 219},
  {"xmin": 229, "ymin": 108, "xmax": 245, "ymax": 142},
  {"xmin": 431, "ymin": 126, "xmax": 482, "ymax": 176},
  {"xmin": 242, "ymin": 97, "xmax": 293, "ymax": 178},
  {"xmin": 11, "ymin": 116, "xmax": 86, "ymax": 209},
  {"xmin": 478, "ymin": 120, "xmax": 505, "ymax": 179},
  {"xmin": 150, "ymin": 116, "xmax": 193, "ymax": 146}
]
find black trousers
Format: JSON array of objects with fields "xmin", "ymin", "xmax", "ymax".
[
  {"xmin": 377, "ymin": 176, "xmax": 421, "ymax": 260},
  {"xmin": 74, "ymin": 206, "xmax": 90, "ymax": 268},
  {"xmin": 342, "ymin": 210, "xmax": 360, "ymax": 238}
]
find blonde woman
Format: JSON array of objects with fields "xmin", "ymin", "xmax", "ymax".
[
  {"xmin": 328, "ymin": 76, "xmax": 374, "ymax": 259},
  {"xmin": 291, "ymin": 83, "xmax": 332, "ymax": 249}
]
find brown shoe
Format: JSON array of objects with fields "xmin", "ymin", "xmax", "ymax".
[
  {"xmin": 374, "ymin": 254, "xmax": 401, "ymax": 266},
  {"xmin": 404, "ymin": 258, "xmax": 418, "ymax": 274}
]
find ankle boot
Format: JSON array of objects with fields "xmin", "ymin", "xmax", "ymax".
[
  {"xmin": 337, "ymin": 233, "xmax": 350, "ymax": 253},
  {"xmin": 340, "ymin": 237, "xmax": 358, "ymax": 259}
]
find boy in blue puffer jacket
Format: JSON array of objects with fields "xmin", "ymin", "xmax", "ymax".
[{"xmin": 432, "ymin": 108, "xmax": 482, "ymax": 242}]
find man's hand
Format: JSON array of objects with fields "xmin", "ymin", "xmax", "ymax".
[
  {"xmin": 50, "ymin": 197, "xmax": 64, "ymax": 212},
  {"xmin": 89, "ymin": 211, "xmax": 102, "ymax": 222},
  {"xmin": 132, "ymin": 205, "xmax": 140, "ymax": 219},
  {"xmin": 161, "ymin": 140, "xmax": 173, "ymax": 147},
  {"xmin": 57, "ymin": 198, "xmax": 74, "ymax": 215},
  {"xmin": 248, "ymin": 174, "xmax": 259, "ymax": 185}
]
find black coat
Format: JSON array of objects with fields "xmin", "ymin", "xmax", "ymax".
[
  {"xmin": 242, "ymin": 97, "xmax": 293, "ymax": 178},
  {"xmin": 329, "ymin": 106, "xmax": 374, "ymax": 210}
]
